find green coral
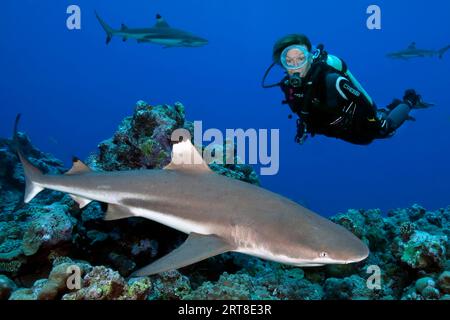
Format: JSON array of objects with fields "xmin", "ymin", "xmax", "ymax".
[
  {"xmin": 125, "ymin": 278, "xmax": 152, "ymax": 299},
  {"xmin": 140, "ymin": 140, "xmax": 155, "ymax": 157},
  {"xmin": 398, "ymin": 231, "xmax": 447, "ymax": 270},
  {"xmin": 148, "ymin": 271, "xmax": 191, "ymax": 300},
  {"xmin": 0, "ymin": 260, "xmax": 22, "ymax": 273},
  {"xmin": 156, "ymin": 150, "xmax": 170, "ymax": 166}
]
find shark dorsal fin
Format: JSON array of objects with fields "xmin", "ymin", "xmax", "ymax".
[
  {"xmin": 408, "ymin": 42, "xmax": 416, "ymax": 50},
  {"xmin": 164, "ymin": 139, "xmax": 212, "ymax": 173},
  {"xmin": 154, "ymin": 13, "xmax": 170, "ymax": 28},
  {"xmin": 66, "ymin": 157, "xmax": 92, "ymax": 175}
]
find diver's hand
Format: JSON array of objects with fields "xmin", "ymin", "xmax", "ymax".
[
  {"xmin": 295, "ymin": 133, "xmax": 308, "ymax": 144},
  {"xmin": 295, "ymin": 119, "xmax": 308, "ymax": 144}
]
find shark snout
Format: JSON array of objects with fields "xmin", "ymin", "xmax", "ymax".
[
  {"xmin": 194, "ymin": 39, "xmax": 208, "ymax": 46},
  {"xmin": 332, "ymin": 231, "xmax": 370, "ymax": 265},
  {"xmin": 344, "ymin": 241, "xmax": 370, "ymax": 264},
  {"xmin": 314, "ymin": 226, "xmax": 370, "ymax": 265},
  {"xmin": 187, "ymin": 36, "xmax": 208, "ymax": 47}
]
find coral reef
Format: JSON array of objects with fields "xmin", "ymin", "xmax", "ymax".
[
  {"xmin": 9, "ymin": 257, "xmax": 92, "ymax": 300},
  {"xmin": 62, "ymin": 266, "xmax": 152, "ymax": 300},
  {"xmin": 184, "ymin": 262, "xmax": 324, "ymax": 300},
  {"xmin": 93, "ymin": 101, "xmax": 187, "ymax": 171},
  {"xmin": 0, "ymin": 100, "xmax": 449, "ymax": 300},
  {"xmin": 0, "ymin": 275, "xmax": 17, "ymax": 300},
  {"xmin": 395, "ymin": 230, "xmax": 446, "ymax": 271},
  {"xmin": 90, "ymin": 100, "xmax": 258, "ymax": 184},
  {"xmin": 323, "ymin": 275, "xmax": 375, "ymax": 300}
]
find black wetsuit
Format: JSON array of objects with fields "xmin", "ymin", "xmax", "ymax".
[{"xmin": 281, "ymin": 62, "xmax": 411, "ymax": 145}]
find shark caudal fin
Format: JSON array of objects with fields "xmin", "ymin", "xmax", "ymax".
[
  {"xmin": 95, "ymin": 11, "xmax": 115, "ymax": 44},
  {"xmin": 438, "ymin": 45, "xmax": 450, "ymax": 59},
  {"xmin": 13, "ymin": 114, "xmax": 44, "ymax": 203}
]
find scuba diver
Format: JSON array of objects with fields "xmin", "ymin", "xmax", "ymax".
[{"xmin": 262, "ymin": 34, "xmax": 434, "ymax": 145}]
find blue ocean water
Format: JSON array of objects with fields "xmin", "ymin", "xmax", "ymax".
[{"xmin": 0, "ymin": 0, "xmax": 449, "ymax": 216}]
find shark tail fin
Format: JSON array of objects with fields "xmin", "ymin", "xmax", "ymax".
[
  {"xmin": 13, "ymin": 114, "xmax": 45, "ymax": 203},
  {"xmin": 95, "ymin": 11, "xmax": 114, "ymax": 44},
  {"xmin": 438, "ymin": 45, "xmax": 450, "ymax": 59}
]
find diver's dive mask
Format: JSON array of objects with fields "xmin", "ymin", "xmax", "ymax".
[
  {"xmin": 280, "ymin": 45, "xmax": 312, "ymax": 70},
  {"xmin": 262, "ymin": 44, "xmax": 318, "ymax": 89}
]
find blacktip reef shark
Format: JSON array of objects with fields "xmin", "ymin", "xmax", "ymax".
[
  {"xmin": 13, "ymin": 115, "xmax": 368, "ymax": 277},
  {"xmin": 387, "ymin": 42, "xmax": 450, "ymax": 60},
  {"xmin": 95, "ymin": 11, "xmax": 208, "ymax": 48}
]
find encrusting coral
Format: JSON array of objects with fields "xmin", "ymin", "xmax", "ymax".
[{"xmin": 0, "ymin": 100, "xmax": 448, "ymax": 300}]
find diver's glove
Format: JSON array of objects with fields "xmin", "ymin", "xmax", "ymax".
[
  {"xmin": 403, "ymin": 89, "xmax": 435, "ymax": 109},
  {"xmin": 294, "ymin": 119, "xmax": 308, "ymax": 144}
]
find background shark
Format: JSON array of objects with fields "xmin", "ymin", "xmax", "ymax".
[
  {"xmin": 387, "ymin": 42, "xmax": 450, "ymax": 59},
  {"xmin": 95, "ymin": 11, "xmax": 208, "ymax": 48},
  {"xmin": 14, "ymin": 115, "xmax": 368, "ymax": 277}
]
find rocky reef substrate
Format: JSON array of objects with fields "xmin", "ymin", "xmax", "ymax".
[{"xmin": 0, "ymin": 101, "xmax": 448, "ymax": 300}]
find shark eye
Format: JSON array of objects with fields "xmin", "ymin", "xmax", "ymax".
[{"xmin": 319, "ymin": 251, "xmax": 328, "ymax": 258}]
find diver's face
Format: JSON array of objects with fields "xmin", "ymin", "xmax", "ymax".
[{"xmin": 284, "ymin": 45, "xmax": 311, "ymax": 77}]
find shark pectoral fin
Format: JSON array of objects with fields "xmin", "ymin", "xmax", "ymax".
[
  {"xmin": 66, "ymin": 157, "xmax": 92, "ymax": 175},
  {"xmin": 164, "ymin": 139, "xmax": 212, "ymax": 173},
  {"xmin": 131, "ymin": 233, "xmax": 232, "ymax": 277},
  {"xmin": 104, "ymin": 204, "xmax": 135, "ymax": 221},
  {"xmin": 70, "ymin": 195, "xmax": 92, "ymax": 209},
  {"xmin": 120, "ymin": 24, "xmax": 129, "ymax": 42}
]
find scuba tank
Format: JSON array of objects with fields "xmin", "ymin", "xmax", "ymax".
[{"xmin": 325, "ymin": 54, "xmax": 373, "ymax": 106}]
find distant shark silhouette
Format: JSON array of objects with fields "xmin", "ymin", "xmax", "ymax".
[
  {"xmin": 95, "ymin": 11, "xmax": 208, "ymax": 48},
  {"xmin": 387, "ymin": 42, "xmax": 450, "ymax": 60},
  {"xmin": 14, "ymin": 115, "xmax": 368, "ymax": 277}
]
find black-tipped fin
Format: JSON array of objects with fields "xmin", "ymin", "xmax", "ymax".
[
  {"xmin": 438, "ymin": 45, "xmax": 450, "ymax": 59},
  {"xmin": 131, "ymin": 233, "xmax": 232, "ymax": 277},
  {"xmin": 70, "ymin": 195, "xmax": 92, "ymax": 209},
  {"xmin": 66, "ymin": 157, "xmax": 92, "ymax": 175},
  {"xmin": 104, "ymin": 204, "xmax": 135, "ymax": 221},
  {"xmin": 18, "ymin": 152, "xmax": 45, "ymax": 203},
  {"xmin": 154, "ymin": 13, "xmax": 170, "ymax": 28},
  {"xmin": 13, "ymin": 114, "xmax": 45, "ymax": 203},
  {"xmin": 164, "ymin": 138, "xmax": 212, "ymax": 173}
]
